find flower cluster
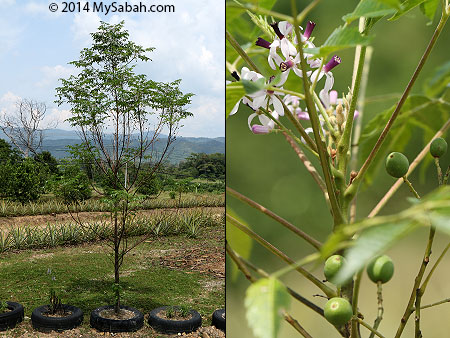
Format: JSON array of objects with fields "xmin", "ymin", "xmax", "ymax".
[{"xmin": 229, "ymin": 20, "xmax": 344, "ymax": 138}]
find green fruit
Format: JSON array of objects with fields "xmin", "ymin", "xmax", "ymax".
[
  {"xmin": 385, "ymin": 152, "xmax": 409, "ymax": 178},
  {"xmin": 430, "ymin": 138, "xmax": 447, "ymax": 158},
  {"xmin": 324, "ymin": 255, "xmax": 346, "ymax": 282},
  {"xmin": 324, "ymin": 297, "xmax": 353, "ymax": 326},
  {"xmin": 366, "ymin": 255, "xmax": 394, "ymax": 284}
]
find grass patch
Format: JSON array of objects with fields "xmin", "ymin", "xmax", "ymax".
[
  {"xmin": 0, "ymin": 231, "xmax": 224, "ymax": 337},
  {"xmin": 0, "ymin": 192, "xmax": 224, "ymax": 217}
]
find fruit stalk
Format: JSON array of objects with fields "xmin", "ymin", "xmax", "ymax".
[
  {"xmin": 369, "ymin": 282, "xmax": 384, "ymax": 338},
  {"xmin": 402, "ymin": 177, "xmax": 421, "ymax": 199}
]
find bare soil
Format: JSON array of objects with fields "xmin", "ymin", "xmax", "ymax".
[
  {"xmin": 43, "ymin": 310, "xmax": 73, "ymax": 318},
  {"xmin": 99, "ymin": 309, "xmax": 136, "ymax": 320}
]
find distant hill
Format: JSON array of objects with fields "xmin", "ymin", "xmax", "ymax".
[{"xmin": 0, "ymin": 129, "xmax": 224, "ymax": 164}]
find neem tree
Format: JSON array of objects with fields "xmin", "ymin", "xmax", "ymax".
[
  {"xmin": 226, "ymin": 0, "xmax": 450, "ymax": 337},
  {"xmin": 56, "ymin": 21, "xmax": 193, "ymax": 313}
]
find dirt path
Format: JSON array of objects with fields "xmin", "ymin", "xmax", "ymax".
[{"xmin": 0, "ymin": 207, "xmax": 224, "ymax": 230}]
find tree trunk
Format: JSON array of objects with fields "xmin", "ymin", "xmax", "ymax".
[{"xmin": 114, "ymin": 213, "xmax": 120, "ymax": 314}]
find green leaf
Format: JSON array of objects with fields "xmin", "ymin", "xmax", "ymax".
[
  {"xmin": 226, "ymin": 82, "xmax": 245, "ymax": 118},
  {"xmin": 226, "ymin": 208, "xmax": 253, "ymax": 281},
  {"xmin": 389, "ymin": 0, "xmax": 426, "ymax": 21},
  {"xmin": 242, "ymin": 77, "xmax": 266, "ymax": 94},
  {"xmin": 333, "ymin": 221, "xmax": 416, "ymax": 284},
  {"xmin": 343, "ymin": 0, "xmax": 399, "ymax": 24},
  {"xmin": 304, "ymin": 26, "xmax": 373, "ymax": 58},
  {"xmin": 245, "ymin": 278, "xmax": 291, "ymax": 338},
  {"xmin": 420, "ymin": 0, "xmax": 440, "ymax": 23},
  {"xmin": 424, "ymin": 61, "xmax": 450, "ymax": 98}
]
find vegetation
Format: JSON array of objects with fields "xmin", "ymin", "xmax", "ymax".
[
  {"xmin": 0, "ymin": 208, "xmax": 223, "ymax": 253},
  {"xmin": 0, "ymin": 228, "xmax": 224, "ymax": 335}
]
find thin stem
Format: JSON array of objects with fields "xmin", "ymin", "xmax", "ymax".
[
  {"xmin": 227, "ymin": 187, "xmax": 323, "ymax": 250},
  {"xmin": 284, "ymin": 312, "xmax": 314, "ymax": 338},
  {"xmin": 226, "ymin": 241, "xmax": 255, "ymax": 282},
  {"xmin": 226, "ymin": 242, "xmax": 321, "ymax": 337},
  {"xmin": 266, "ymin": 86, "xmax": 305, "ymax": 99},
  {"xmin": 259, "ymin": 106, "xmax": 318, "ymax": 156},
  {"xmin": 368, "ymin": 118, "xmax": 450, "ymax": 217},
  {"xmin": 444, "ymin": 165, "xmax": 450, "ymax": 185},
  {"xmin": 277, "ymin": 94, "xmax": 319, "ymax": 153},
  {"xmin": 357, "ymin": 318, "xmax": 386, "ymax": 338},
  {"xmin": 394, "ymin": 226, "xmax": 436, "ymax": 338},
  {"xmin": 282, "ymin": 132, "xmax": 328, "ymax": 195},
  {"xmin": 369, "ymin": 282, "xmax": 384, "ymax": 338},
  {"xmin": 296, "ymin": 0, "xmax": 322, "ymax": 24},
  {"xmin": 434, "ymin": 157, "xmax": 443, "ymax": 185},
  {"xmin": 226, "ymin": 213, "xmax": 336, "ymax": 297},
  {"xmin": 402, "ymin": 177, "xmax": 421, "ymax": 199},
  {"xmin": 420, "ymin": 241, "xmax": 450, "ymax": 297},
  {"xmin": 351, "ymin": 271, "xmax": 363, "ymax": 338},
  {"xmin": 415, "ymin": 287, "xmax": 423, "ymax": 338},
  {"xmin": 226, "ymin": 30, "xmax": 261, "ymax": 74},
  {"xmin": 291, "ymin": 0, "xmax": 344, "ymax": 227},
  {"xmin": 419, "ymin": 298, "xmax": 450, "ymax": 310},
  {"xmin": 337, "ymin": 44, "xmax": 367, "ymax": 177},
  {"xmin": 345, "ymin": 11, "xmax": 449, "ymax": 203}
]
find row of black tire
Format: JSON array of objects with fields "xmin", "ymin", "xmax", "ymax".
[{"xmin": 0, "ymin": 302, "xmax": 225, "ymax": 334}]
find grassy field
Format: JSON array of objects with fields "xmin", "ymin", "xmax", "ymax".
[
  {"xmin": 0, "ymin": 222, "xmax": 224, "ymax": 337},
  {"xmin": 0, "ymin": 192, "xmax": 224, "ymax": 217}
]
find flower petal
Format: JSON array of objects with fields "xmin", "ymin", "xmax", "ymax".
[
  {"xmin": 230, "ymin": 99, "xmax": 242, "ymax": 116},
  {"xmin": 248, "ymin": 113, "xmax": 258, "ymax": 130},
  {"xmin": 272, "ymin": 95, "xmax": 285, "ymax": 116},
  {"xmin": 324, "ymin": 73, "xmax": 334, "ymax": 92}
]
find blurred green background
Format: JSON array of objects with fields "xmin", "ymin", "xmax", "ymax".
[{"xmin": 226, "ymin": 0, "xmax": 450, "ymax": 337}]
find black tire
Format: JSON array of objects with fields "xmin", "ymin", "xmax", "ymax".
[
  {"xmin": 148, "ymin": 306, "xmax": 202, "ymax": 334},
  {"xmin": 212, "ymin": 309, "xmax": 225, "ymax": 331},
  {"xmin": 0, "ymin": 301, "xmax": 24, "ymax": 331},
  {"xmin": 31, "ymin": 304, "xmax": 83, "ymax": 332},
  {"xmin": 90, "ymin": 305, "xmax": 143, "ymax": 332}
]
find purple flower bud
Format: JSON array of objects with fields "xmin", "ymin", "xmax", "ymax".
[
  {"xmin": 323, "ymin": 55, "xmax": 341, "ymax": 73},
  {"xmin": 297, "ymin": 110, "xmax": 310, "ymax": 120},
  {"xmin": 270, "ymin": 22, "xmax": 284, "ymax": 39},
  {"xmin": 280, "ymin": 59, "xmax": 295, "ymax": 72},
  {"xmin": 304, "ymin": 21, "xmax": 316, "ymax": 40},
  {"xmin": 354, "ymin": 110, "xmax": 360, "ymax": 119},
  {"xmin": 252, "ymin": 125, "xmax": 270, "ymax": 134},
  {"xmin": 329, "ymin": 90, "xmax": 338, "ymax": 105},
  {"xmin": 255, "ymin": 37, "xmax": 271, "ymax": 49}
]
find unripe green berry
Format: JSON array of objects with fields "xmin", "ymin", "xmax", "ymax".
[
  {"xmin": 385, "ymin": 152, "xmax": 409, "ymax": 178},
  {"xmin": 430, "ymin": 138, "xmax": 447, "ymax": 158},
  {"xmin": 324, "ymin": 255, "xmax": 346, "ymax": 283},
  {"xmin": 324, "ymin": 297, "xmax": 353, "ymax": 326},
  {"xmin": 366, "ymin": 255, "xmax": 394, "ymax": 284}
]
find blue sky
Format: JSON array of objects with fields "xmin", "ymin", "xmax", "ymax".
[{"xmin": 0, "ymin": 0, "xmax": 224, "ymax": 138}]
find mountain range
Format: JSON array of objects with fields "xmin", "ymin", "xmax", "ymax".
[{"xmin": 0, "ymin": 129, "xmax": 224, "ymax": 164}]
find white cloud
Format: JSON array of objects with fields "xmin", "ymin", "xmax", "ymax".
[
  {"xmin": 36, "ymin": 65, "xmax": 76, "ymax": 88},
  {"xmin": 0, "ymin": 91, "xmax": 21, "ymax": 117},
  {"xmin": 43, "ymin": 107, "xmax": 72, "ymax": 129},
  {"xmin": 180, "ymin": 95, "xmax": 224, "ymax": 137},
  {"xmin": 71, "ymin": 10, "xmax": 101, "ymax": 45}
]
